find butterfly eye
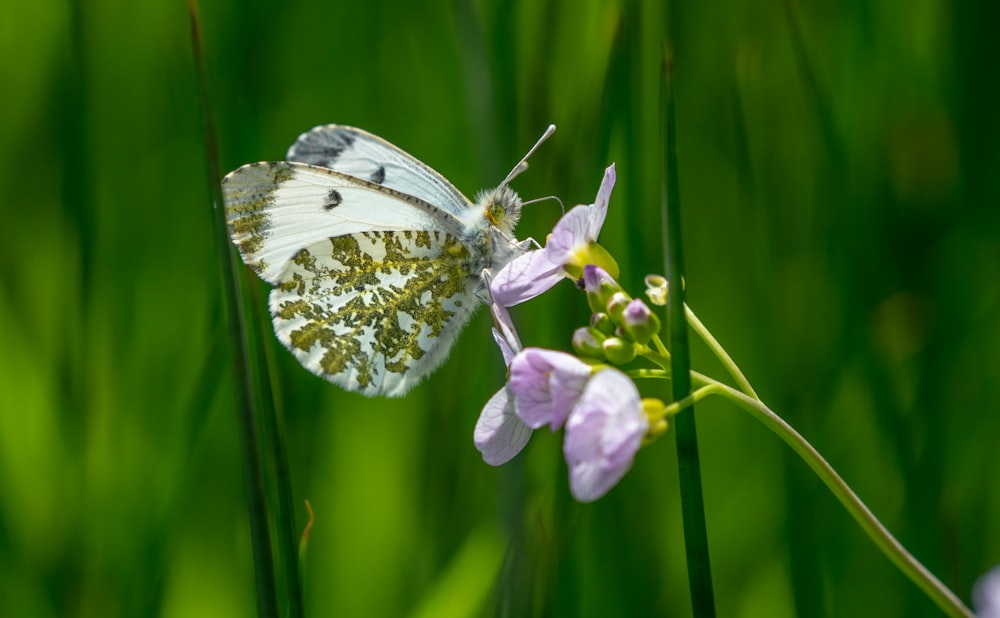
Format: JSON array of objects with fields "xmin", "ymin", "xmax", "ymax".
[{"xmin": 486, "ymin": 201, "xmax": 506, "ymax": 226}]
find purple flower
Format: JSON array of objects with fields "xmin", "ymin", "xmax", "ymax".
[
  {"xmin": 491, "ymin": 164, "xmax": 618, "ymax": 307},
  {"xmin": 474, "ymin": 386, "xmax": 532, "ymax": 465},
  {"xmin": 975, "ymin": 564, "xmax": 1000, "ymax": 618},
  {"xmin": 474, "ymin": 304, "xmax": 532, "ymax": 465},
  {"xmin": 563, "ymin": 369, "xmax": 647, "ymax": 502},
  {"xmin": 509, "ymin": 348, "xmax": 593, "ymax": 431}
]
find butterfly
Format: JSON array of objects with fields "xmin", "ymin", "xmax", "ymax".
[{"xmin": 222, "ymin": 124, "xmax": 555, "ymax": 397}]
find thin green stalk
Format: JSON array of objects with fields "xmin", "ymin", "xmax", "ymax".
[
  {"xmin": 649, "ymin": 333, "xmax": 670, "ymax": 358},
  {"xmin": 685, "ymin": 306, "xmax": 758, "ymax": 398},
  {"xmin": 187, "ymin": 3, "xmax": 279, "ymax": 616},
  {"xmin": 250, "ymin": 282, "xmax": 304, "ymax": 618},
  {"xmin": 661, "ymin": 47, "xmax": 716, "ymax": 617},
  {"xmin": 635, "ymin": 365, "xmax": 972, "ymax": 615},
  {"xmin": 678, "ymin": 373, "xmax": 974, "ymax": 618}
]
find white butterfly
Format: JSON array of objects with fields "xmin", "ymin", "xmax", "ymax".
[{"xmin": 222, "ymin": 124, "xmax": 554, "ymax": 397}]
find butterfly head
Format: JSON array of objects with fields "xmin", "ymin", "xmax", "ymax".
[
  {"xmin": 479, "ymin": 185, "xmax": 523, "ymax": 236},
  {"xmin": 477, "ymin": 124, "xmax": 556, "ymax": 237}
]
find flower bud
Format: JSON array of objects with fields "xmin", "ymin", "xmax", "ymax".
[
  {"xmin": 621, "ymin": 299, "xmax": 661, "ymax": 344},
  {"xmin": 602, "ymin": 336, "xmax": 637, "ymax": 364},
  {"xmin": 641, "ymin": 398, "xmax": 669, "ymax": 444},
  {"xmin": 590, "ymin": 312, "xmax": 615, "ymax": 336},
  {"xmin": 583, "ymin": 265, "xmax": 622, "ymax": 314},
  {"xmin": 605, "ymin": 291, "xmax": 631, "ymax": 324},
  {"xmin": 572, "ymin": 327, "xmax": 606, "ymax": 358}
]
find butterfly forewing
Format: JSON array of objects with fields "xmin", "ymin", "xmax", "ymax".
[
  {"xmin": 223, "ymin": 161, "xmax": 461, "ymax": 284},
  {"xmin": 287, "ymin": 125, "xmax": 473, "ymax": 217},
  {"xmin": 270, "ymin": 229, "xmax": 480, "ymax": 397}
]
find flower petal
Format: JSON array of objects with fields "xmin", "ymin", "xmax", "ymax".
[
  {"xmin": 509, "ymin": 348, "xmax": 592, "ymax": 430},
  {"xmin": 474, "ymin": 387, "xmax": 532, "ymax": 466},
  {"xmin": 975, "ymin": 564, "xmax": 1000, "ymax": 618},
  {"xmin": 545, "ymin": 204, "xmax": 594, "ymax": 257},
  {"xmin": 587, "ymin": 164, "xmax": 615, "ymax": 239},
  {"xmin": 563, "ymin": 368, "xmax": 646, "ymax": 502},
  {"xmin": 491, "ymin": 250, "xmax": 564, "ymax": 307},
  {"xmin": 490, "ymin": 303, "xmax": 521, "ymax": 364}
]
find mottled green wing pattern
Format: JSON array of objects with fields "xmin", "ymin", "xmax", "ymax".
[{"xmin": 270, "ymin": 229, "xmax": 481, "ymax": 397}]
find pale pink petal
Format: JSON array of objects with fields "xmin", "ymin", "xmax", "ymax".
[
  {"xmin": 563, "ymin": 369, "xmax": 646, "ymax": 502},
  {"xmin": 474, "ymin": 387, "xmax": 532, "ymax": 466},
  {"xmin": 587, "ymin": 164, "xmax": 616, "ymax": 239},
  {"xmin": 491, "ymin": 250, "xmax": 564, "ymax": 307},
  {"xmin": 509, "ymin": 348, "xmax": 592, "ymax": 430},
  {"xmin": 490, "ymin": 303, "xmax": 521, "ymax": 364},
  {"xmin": 545, "ymin": 204, "xmax": 594, "ymax": 257}
]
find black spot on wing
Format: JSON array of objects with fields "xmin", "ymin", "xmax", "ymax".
[
  {"xmin": 370, "ymin": 165, "xmax": 386, "ymax": 185},
  {"xmin": 324, "ymin": 189, "xmax": 343, "ymax": 210}
]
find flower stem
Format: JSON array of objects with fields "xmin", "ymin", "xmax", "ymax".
[
  {"xmin": 634, "ymin": 362, "xmax": 970, "ymax": 615},
  {"xmin": 685, "ymin": 306, "xmax": 758, "ymax": 398},
  {"xmin": 683, "ymin": 372, "xmax": 974, "ymax": 618}
]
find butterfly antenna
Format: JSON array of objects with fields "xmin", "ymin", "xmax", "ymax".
[
  {"xmin": 522, "ymin": 194, "xmax": 565, "ymax": 214},
  {"xmin": 501, "ymin": 124, "xmax": 556, "ymax": 186}
]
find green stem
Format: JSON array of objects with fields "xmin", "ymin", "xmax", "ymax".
[
  {"xmin": 650, "ymin": 333, "xmax": 670, "ymax": 358},
  {"xmin": 641, "ymin": 348, "xmax": 671, "ymax": 371},
  {"xmin": 661, "ymin": 46, "xmax": 717, "ymax": 617},
  {"xmin": 634, "ymin": 357, "xmax": 970, "ymax": 615},
  {"xmin": 629, "ymin": 368, "xmax": 669, "ymax": 381},
  {"xmin": 188, "ymin": 3, "xmax": 279, "ymax": 616},
  {"xmin": 685, "ymin": 306, "xmax": 758, "ymax": 399},
  {"xmin": 249, "ymin": 283, "xmax": 304, "ymax": 618},
  {"xmin": 661, "ymin": 383, "xmax": 728, "ymax": 418},
  {"xmin": 676, "ymin": 373, "xmax": 974, "ymax": 618}
]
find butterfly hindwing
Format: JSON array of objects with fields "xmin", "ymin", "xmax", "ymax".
[
  {"xmin": 286, "ymin": 125, "xmax": 473, "ymax": 217},
  {"xmin": 269, "ymin": 229, "xmax": 481, "ymax": 397},
  {"xmin": 223, "ymin": 161, "xmax": 463, "ymax": 284}
]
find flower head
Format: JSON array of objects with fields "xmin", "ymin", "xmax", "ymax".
[
  {"xmin": 509, "ymin": 348, "xmax": 593, "ymax": 431},
  {"xmin": 491, "ymin": 164, "xmax": 619, "ymax": 307},
  {"xmin": 563, "ymin": 369, "xmax": 647, "ymax": 502}
]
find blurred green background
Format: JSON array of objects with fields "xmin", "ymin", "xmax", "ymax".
[{"xmin": 2, "ymin": 0, "xmax": 998, "ymax": 616}]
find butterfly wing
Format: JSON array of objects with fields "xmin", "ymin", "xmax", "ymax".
[
  {"xmin": 223, "ymin": 161, "xmax": 463, "ymax": 284},
  {"xmin": 286, "ymin": 125, "xmax": 473, "ymax": 217},
  {"xmin": 270, "ymin": 229, "xmax": 480, "ymax": 397}
]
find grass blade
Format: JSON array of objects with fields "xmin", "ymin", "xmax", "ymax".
[
  {"xmin": 187, "ymin": 2, "xmax": 279, "ymax": 615},
  {"xmin": 661, "ymin": 46, "xmax": 716, "ymax": 617}
]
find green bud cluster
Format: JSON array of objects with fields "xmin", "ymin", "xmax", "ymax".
[{"xmin": 577, "ymin": 266, "xmax": 663, "ymax": 365}]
